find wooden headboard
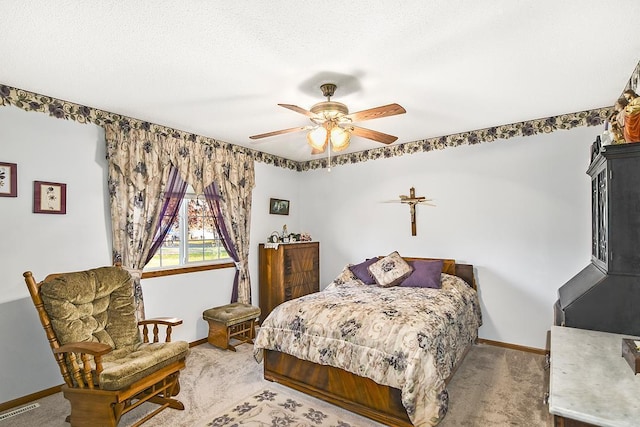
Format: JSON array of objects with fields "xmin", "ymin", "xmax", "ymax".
[{"xmin": 403, "ymin": 257, "xmax": 476, "ymax": 290}]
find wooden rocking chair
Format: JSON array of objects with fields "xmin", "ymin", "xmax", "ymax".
[{"xmin": 24, "ymin": 266, "xmax": 189, "ymax": 427}]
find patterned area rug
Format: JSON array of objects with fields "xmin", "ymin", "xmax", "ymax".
[{"xmin": 203, "ymin": 389, "xmax": 355, "ymax": 427}]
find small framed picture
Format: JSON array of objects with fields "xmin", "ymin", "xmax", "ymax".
[
  {"xmin": 33, "ymin": 181, "xmax": 67, "ymax": 214},
  {"xmin": 269, "ymin": 198, "xmax": 289, "ymax": 215},
  {"xmin": 0, "ymin": 162, "xmax": 17, "ymax": 197}
]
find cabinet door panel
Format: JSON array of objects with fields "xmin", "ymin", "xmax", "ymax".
[
  {"xmin": 284, "ymin": 246, "xmax": 318, "ymax": 275},
  {"xmin": 284, "ymin": 246, "xmax": 320, "ymax": 299}
]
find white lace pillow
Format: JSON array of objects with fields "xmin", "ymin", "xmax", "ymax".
[{"xmin": 368, "ymin": 251, "xmax": 414, "ymax": 287}]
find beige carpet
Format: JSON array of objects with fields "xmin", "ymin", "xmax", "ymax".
[{"xmin": 1, "ymin": 342, "xmax": 552, "ymax": 426}]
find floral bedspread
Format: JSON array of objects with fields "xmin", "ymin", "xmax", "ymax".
[{"xmin": 253, "ymin": 273, "xmax": 482, "ymax": 427}]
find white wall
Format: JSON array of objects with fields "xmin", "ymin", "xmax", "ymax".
[
  {"xmin": 299, "ymin": 127, "xmax": 596, "ymax": 349},
  {"xmin": 0, "ymin": 106, "xmax": 111, "ymax": 304}
]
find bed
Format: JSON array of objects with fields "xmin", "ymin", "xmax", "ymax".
[{"xmin": 253, "ymin": 256, "xmax": 482, "ymax": 427}]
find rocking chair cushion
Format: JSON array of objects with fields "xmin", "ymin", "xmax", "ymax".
[
  {"xmin": 100, "ymin": 340, "xmax": 189, "ymax": 390},
  {"xmin": 40, "ymin": 266, "xmax": 190, "ymax": 390},
  {"xmin": 40, "ymin": 267, "xmax": 140, "ymax": 350}
]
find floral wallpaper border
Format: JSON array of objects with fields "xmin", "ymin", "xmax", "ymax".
[
  {"xmin": 302, "ymin": 107, "xmax": 611, "ymax": 171},
  {"xmin": 0, "ymin": 84, "xmax": 299, "ymax": 171},
  {"xmin": 3, "ymin": 65, "xmax": 638, "ymax": 173}
]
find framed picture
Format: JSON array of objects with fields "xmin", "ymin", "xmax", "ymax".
[
  {"xmin": 33, "ymin": 181, "xmax": 67, "ymax": 214},
  {"xmin": 0, "ymin": 162, "xmax": 17, "ymax": 197},
  {"xmin": 269, "ymin": 198, "xmax": 289, "ymax": 215}
]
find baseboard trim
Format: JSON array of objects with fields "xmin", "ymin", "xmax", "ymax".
[
  {"xmin": 190, "ymin": 337, "xmax": 208, "ymax": 347},
  {"xmin": 1, "ymin": 336, "xmax": 210, "ymax": 412},
  {"xmin": 0, "ymin": 384, "xmax": 62, "ymax": 413},
  {"xmin": 477, "ymin": 338, "xmax": 546, "ymax": 355}
]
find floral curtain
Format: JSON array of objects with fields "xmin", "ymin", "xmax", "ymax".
[
  {"xmin": 200, "ymin": 150, "xmax": 255, "ymax": 304},
  {"xmin": 204, "ymin": 177, "xmax": 252, "ymax": 303},
  {"xmin": 146, "ymin": 167, "xmax": 188, "ymax": 264},
  {"xmin": 106, "ymin": 129, "xmax": 176, "ymax": 319},
  {"xmin": 105, "ymin": 123, "xmax": 255, "ymax": 317}
]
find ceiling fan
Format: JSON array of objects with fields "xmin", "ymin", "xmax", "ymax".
[{"xmin": 249, "ymin": 83, "xmax": 406, "ymax": 154}]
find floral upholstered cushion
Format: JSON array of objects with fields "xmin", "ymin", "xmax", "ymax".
[
  {"xmin": 99, "ymin": 340, "xmax": 189, "ymax": 390},
  {"xmin": 368, "ymin": 251, "xmax": 413, "ymax": 287},
  {"xmin": 40, "ymin": 266, "xmax": 140, "ymax": 350}
]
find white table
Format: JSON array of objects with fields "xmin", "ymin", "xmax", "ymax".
[{"xmin": 549, "ymin": 326, "xmax": 640, "ymax": 426}]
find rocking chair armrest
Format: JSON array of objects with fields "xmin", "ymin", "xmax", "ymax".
[
  {"xmin": 138, "ymin": 317, "xmax": 183, "ymax": 343},
  {"xmin": 53, "ymin": 342, "xmax": 112, "ymax": 387},
  {"xmin": 54, "ymin": 342, "xmax": 113, "ymax": 356},
  {"xmin": 138, "ymin": 317, "xmax": 183, "ymax": 327}
]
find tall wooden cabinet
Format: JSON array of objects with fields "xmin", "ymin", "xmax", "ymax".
[
  {"xmin": 555, "ymin": 142, "xmax": 640, "ymax": 335},
  {"xmin": 258, "ymin": 242, "xmax": 319, "ymax": 321},
  {"xmin": 587, "ymin": 142, "xmax": 640, "ymax": 275}
]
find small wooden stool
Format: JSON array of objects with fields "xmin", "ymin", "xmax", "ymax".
[{"xmin": 203, "ymin": 303, "xmax": 261, "ymax": 351}]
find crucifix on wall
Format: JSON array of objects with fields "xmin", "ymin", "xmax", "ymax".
[{"xmin": 399, "ymin": 187, "xmax": 435, "ymax": 236}]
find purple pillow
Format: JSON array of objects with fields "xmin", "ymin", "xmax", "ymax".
[
  {"xmin": 348, "ymin": 258, "xmax": 378, "ymax": 285},
  {"xmin": 400, "ymin": 259, "xmax": 443, "ymax": 288}
]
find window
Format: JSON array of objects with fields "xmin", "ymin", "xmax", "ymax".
[{"xmin": 145, "ymin": 192, "xmax": 230, "ymax": 270}]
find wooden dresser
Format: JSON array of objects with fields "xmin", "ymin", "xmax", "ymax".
[{"xmin": 258, "ymin": 242, "xmax": 319, "ymax": 321}]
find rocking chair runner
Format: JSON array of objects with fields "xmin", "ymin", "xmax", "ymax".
[{"xmin": 23, "ymin": 266, "xmax": 189, "ymax": 427}]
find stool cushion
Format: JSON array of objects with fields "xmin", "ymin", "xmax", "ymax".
[{"xmin": 203, "ymin": 303, "xmax": 261, "ymax": 326}]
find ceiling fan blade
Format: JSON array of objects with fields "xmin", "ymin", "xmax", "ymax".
[
  {"xmin": 344, "ymin": 103, "xmax": 406, "ymax": 122},
  {"xmin": 249, "ymin": 126, "xmax": 308, "ymax": 140},
  {"xmin": 350, "ymin": 125, "xmax": 398, "ymax": 144},
  {"xmin": 278, "ymin": 103, "xmax": 318, "ymax": 118}
]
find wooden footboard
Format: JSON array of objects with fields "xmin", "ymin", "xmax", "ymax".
[
  {"xmin": 264, "ymin": 342, "xmax": 473, "ymax": 427},
  {"xmin": 263, "ymin": 349, "xmax": 413, "ymax": 427}
]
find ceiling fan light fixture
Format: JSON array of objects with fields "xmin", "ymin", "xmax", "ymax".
[
  {"xmin": 307, "ymin": 126, "xmax": 327, "ymax": 150},
  {"xmin": 330, "ymin": 126, "xmax": 350, "ymax": 151},
  {"xmin": 310, "ymin": 101, "xmax": 349, "ymax": 119}
]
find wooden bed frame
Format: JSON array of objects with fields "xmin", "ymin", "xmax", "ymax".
[{"xmin": 262, "ymin": 258, "xmax": 477, "ymax": 427}]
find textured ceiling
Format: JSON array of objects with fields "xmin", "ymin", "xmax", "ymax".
[{"xmin": 2, "ymin": 1, "xmax": 640, "ymax": 161}]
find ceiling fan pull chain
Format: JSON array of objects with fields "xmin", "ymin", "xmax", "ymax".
[{"xmin": 327, "ymin": 136, "xmax": 332, "ymax": 172}]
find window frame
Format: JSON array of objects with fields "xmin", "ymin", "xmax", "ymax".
[
  {"xmin": 142, "ymin": 191, "xmax": 234, "ymax": 278},
  {"xmin": 142, "ymin": 262, "xmax": 234, "ymax": 279}
]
